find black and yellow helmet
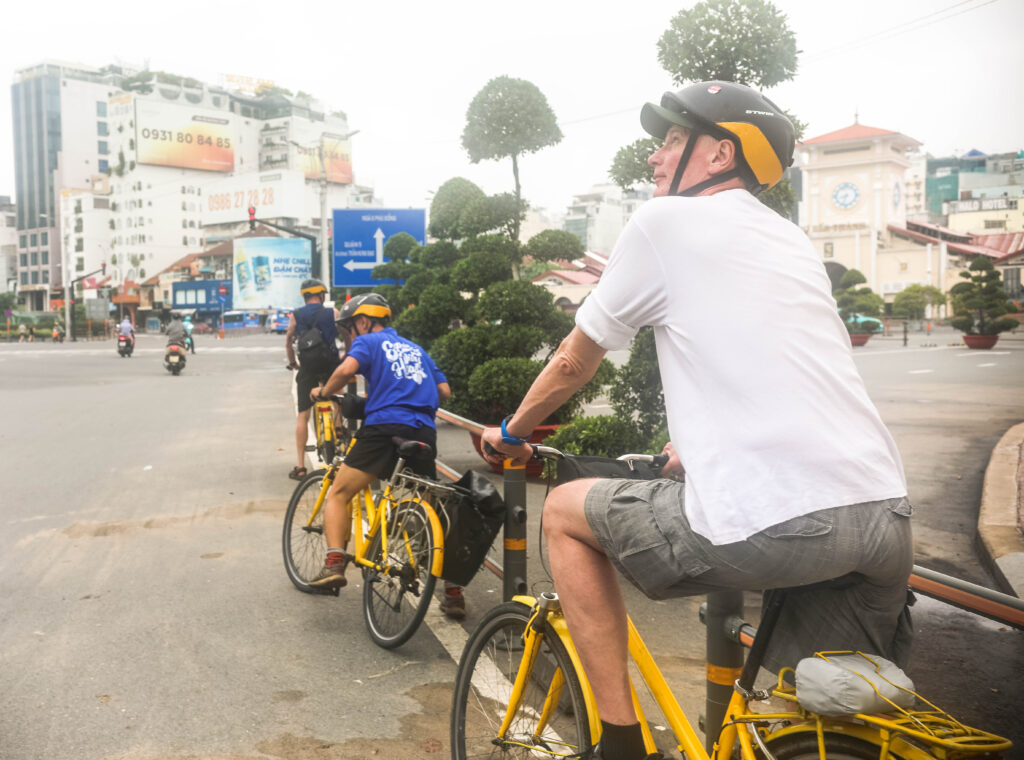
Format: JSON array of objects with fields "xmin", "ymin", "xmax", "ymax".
[
  {"xmin": 337, "ymin": 292, "xmax": 392, "ymax": 329},
  {"xmin": 300, "ymin": 278, "xmax": 328, "ymax": 298},
  {"xmin": 641, "ymin": 80, "xmax": 795, "ymax": 196}
]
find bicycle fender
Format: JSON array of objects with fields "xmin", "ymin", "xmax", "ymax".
[
  {"xmin": 763, "ymin": 721, "xmax": 935, "ymax": 760},
  {"xmin": 399, "ymin": 497, "xmax": 445, "ymax": 578}
]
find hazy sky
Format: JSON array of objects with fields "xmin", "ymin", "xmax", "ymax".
[{"xmin": 2, "ymin": 0, "xmax": 1021, "ymax": 216}]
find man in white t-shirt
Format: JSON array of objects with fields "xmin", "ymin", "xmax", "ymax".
[{"xmin": 482, "ymin": 81, "xmax": 913, "ymax": 760}]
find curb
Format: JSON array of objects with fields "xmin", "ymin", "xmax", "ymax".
[{"xmin": 977, "ymin": 421, "xmax": 1024, "ymax": 598}]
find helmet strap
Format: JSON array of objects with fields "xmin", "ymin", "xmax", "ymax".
[{"xmin": 669, "ymin": 130, "xmax": 755, "ymax": 198}]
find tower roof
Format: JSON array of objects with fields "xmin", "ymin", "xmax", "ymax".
[{"xmin": 801, "ymin": 123, "xmax": 921, "ymax": 148}]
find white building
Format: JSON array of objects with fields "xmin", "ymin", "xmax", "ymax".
[
  {"xmin": 11, "ymin": 60, "xmax": 375, "ymax": 312},
  {"xmin": 1, "ymin": 196, "xmax": 16, "ymax": 294},
  {"xmin": 563, "ymin": 183, "xmax": 653, "ymax": 255}
]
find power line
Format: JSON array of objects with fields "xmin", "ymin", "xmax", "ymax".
[{"xmin": 801, "ymin": 0, "xmax": 1001, "ymax": 62}]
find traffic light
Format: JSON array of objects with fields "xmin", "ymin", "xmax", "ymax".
[
  {"xmin": 248, "ymin": 206, "xmax": 256, "ymax": 231},
  {"xmin": 101, "ymin": 262, "xmax": 106, "ymax": 275}
]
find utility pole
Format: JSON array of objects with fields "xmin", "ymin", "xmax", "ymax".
[{"xmin": 318, "ymin": 140, "xmax": 330, "ymax": 288}]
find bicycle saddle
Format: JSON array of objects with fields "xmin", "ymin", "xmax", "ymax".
[{"xmin": 392, "ymin": 437, "xmax": 435, "ymax": 460}]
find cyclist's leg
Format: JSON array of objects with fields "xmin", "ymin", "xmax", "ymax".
[
  {"xmin": 323, "ymin": 462, "xmax": 377, "ymax": 548},
  {"xmin": 293, "ymin": 368, "xmax": 317, "ymax": 475},
  {"xmin": 543, "ymin": 478, "xmax": 636, "ymax": 726}
]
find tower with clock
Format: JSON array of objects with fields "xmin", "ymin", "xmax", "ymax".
[{"xmin": 797, "ymin": 121, "xmax": 929, "ymax": 300}]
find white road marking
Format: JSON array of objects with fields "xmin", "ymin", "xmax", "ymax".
[
  {"xmin": 977, "ymin": 363, "xmax": 996, "ymax": 368},
  {"xmin": 908, "ymin": 369, "xmax": 933, "ymax": 374}
]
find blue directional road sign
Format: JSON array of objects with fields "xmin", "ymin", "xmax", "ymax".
[{"xmin": 332, "ymin": 208, "xmax": 426, "ymax": 288}]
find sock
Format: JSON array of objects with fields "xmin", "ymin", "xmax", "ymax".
[
  {"xmin": 599, "ymin": 720, "xmax": 646, "ymax": 760},
  {"xmin": 325, "ymin": 548, "xmax": 346, "ymax": 567},
  {"xmin": 443, "ymin": 582, "xmax": 462, "ymax": 596}
]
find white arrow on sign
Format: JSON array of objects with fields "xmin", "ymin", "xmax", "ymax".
[{"xmin": 343, "ymin": 228, "xmax": 387, "ymax": 271}]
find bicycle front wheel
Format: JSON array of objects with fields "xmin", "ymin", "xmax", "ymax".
[
  {"xmin": 361, "ymin": 499, "xmax": 437, "ymax": 649},
  {"xmin": 282, "ymin": 469, "xmax": 328, "ymax": 592},
  {"xmin": 451, "ymin": 601, "xmax": 592, "ymax": 760}
]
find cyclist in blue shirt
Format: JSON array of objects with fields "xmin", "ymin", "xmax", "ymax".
[{"xmin": 307, "ymin": 294, "xmax": 466, "ymax": 617}]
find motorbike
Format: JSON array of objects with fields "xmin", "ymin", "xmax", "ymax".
[
  {"xmin": 164, "ymin": 340, "xmax": 187, "ymax": 375},
  {"xmin": 117, "ymin": 334, "xmax": 134, "ymax": 357}
]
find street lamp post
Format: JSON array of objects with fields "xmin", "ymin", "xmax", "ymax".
[{"xmin": 291, "ymin": 130, "xmax": 359, "ymax": 292}]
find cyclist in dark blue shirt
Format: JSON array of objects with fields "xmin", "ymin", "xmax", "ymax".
[
  {"xmin": 307, "ymin": 293, "xmax": 467, "ymax": 618},
  {"xmin": 285, "ymin": 278, "xmax": 341, "ymax": 480}
]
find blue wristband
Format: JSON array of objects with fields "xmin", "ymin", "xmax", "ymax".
[{"xmin": 500, "ymin": 417, "xmax": 529, "ymax": 446}]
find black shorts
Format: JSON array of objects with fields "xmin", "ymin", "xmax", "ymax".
[
  {"xmin": 295, "ymin": 363, "xmax": 337, "ymax": 413},
  {"xmin": 343, "ymin": 424, "xmax": 437, "ymax": 480}
]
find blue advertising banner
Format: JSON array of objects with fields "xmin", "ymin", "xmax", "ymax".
[
  {"xmin": 332, "ymin": 208, "xmax": 426, "ymax": 288},
  {"xmin": 233, "ymin": 237, "xmax": 312, "ymax": 310}
]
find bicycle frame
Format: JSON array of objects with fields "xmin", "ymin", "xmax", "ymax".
[
  {"xmin": 300, "ymin": 460, "xmax": 446, "ymax": 580},
  {"xmin": 501, "ymin": 594, "xmax": 1011, "ymax": 760}
]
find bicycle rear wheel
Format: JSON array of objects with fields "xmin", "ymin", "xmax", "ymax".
[
  {"xmin": 361, "ymin": 498, "xmax": 437, "ymax": 649},
  {"xmin": 282, "ymin": 469, "xmax": 328, "ymax": 592},
  {"xmin": 451, "ymin": 601, "xmax": 592, "ymax": 760},
  {"xmin": 763, "ymin": 731, "xmax": 904, "ymax": 759}
]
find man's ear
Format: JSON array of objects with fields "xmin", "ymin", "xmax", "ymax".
[{"xmin": 708, "ymin": 138, "xmax": 738, "ymax": 175}]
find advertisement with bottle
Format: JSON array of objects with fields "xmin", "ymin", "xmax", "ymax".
[{"xmin": 232, "ymin": 238, "xmax": 312, "ymax": 310}]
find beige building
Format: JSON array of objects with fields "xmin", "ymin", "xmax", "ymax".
[{"xmin": 798, "ymin": 123, "xmax": 963, "ymax": 309}]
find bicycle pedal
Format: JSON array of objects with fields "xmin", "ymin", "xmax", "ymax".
[{"xmin": 311, "ymin": 585, "xmax": 340, "ymax": 597}]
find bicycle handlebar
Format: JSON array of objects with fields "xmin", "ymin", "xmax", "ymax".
[{"xmin": 486, "ymin": 441, "xmax": 669, "ymax": 469}]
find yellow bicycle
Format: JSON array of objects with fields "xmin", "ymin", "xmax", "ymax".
[
  {"xmin": 283, "ymin": 406, "xmax": 457, "ymax": 648},
  {"xmin": 449, "ymin": 449, "xmax": 1012, "ymax": 760}
]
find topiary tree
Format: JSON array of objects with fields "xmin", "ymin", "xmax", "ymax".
[
  {"xmin": 524, "ymin": 229, "xmax": 585, "ymax": 264},
  {"xmin": 610, "ymin": 0, "xmax": 803, "ymax": 219},
  {"xmin": 834, "ymin": 269, "xmax": 884, "ymax": 334},
  {"xmin": 428, "ymin": 178, "xmax": 486, "ymax": 241},
  {"xmin": 949, "ymin": 257, "xmax": 1020, "ymax": 336},
  {"xmin": 462, "ymin": 76, "xmax": 563, "ymax": 242},
  {"xmin": 892, "ymin": 283, "xmax": 946, "ymax": 324}
]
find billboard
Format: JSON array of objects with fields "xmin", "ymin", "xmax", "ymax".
[
  {"xmin": 332, "ymin": 208, "xmax": 426, "ymax": 288},
  {"xmin": 296, "ymin": 136, "xmax": 353, "ymax": 184},
  {"xmin": 202, "ymin": 170, "xmax": 306, "ymax": 226},
  {"xmin": 232, "ymin": 238, "xmax": 312, "ymax": 310},
  {"xmin": 135, "ymin": 100, "xmax": 235, "ymax": 172}
]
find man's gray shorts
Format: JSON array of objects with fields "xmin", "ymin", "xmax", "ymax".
[{"xmin": 583, "ymin": 478, "xmax": 914, "ymax": 671}]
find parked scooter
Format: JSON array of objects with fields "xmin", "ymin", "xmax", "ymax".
[
  {"xmin": 117, "ymin": 334, "xmax": 134, "ymax": 357},
  {"xmin": 164, "ymin": 340, "xmax": 187, "ymax": 375}
]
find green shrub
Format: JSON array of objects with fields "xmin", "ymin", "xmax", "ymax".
[{"xmin": 543, "ymin": 415, "xmax": 650, "ymax": 457}]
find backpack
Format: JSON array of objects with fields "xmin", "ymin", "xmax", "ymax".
[{"xmin": 295, "ymin": 306, "xmax": 336, "ymax": 373}]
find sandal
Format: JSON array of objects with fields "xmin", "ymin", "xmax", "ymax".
[{"xmin": 288, "ymin": 466, "xmax": 308, "ymax": 480}]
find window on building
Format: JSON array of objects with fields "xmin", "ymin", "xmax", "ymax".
[
  {"xmin": 96, "ymin": 101, "xmax": 107, "ymax": 117},
  {"xmin": 41, "ymin": 251, "xmax": 48, "ymax": 265},
  {"xmin": 824, "ymin": 242, "xmax": 834, "ymax": 258},
  {"xmin": 31, "ymin": 271, "xmax": 39, "ymax": 284},
  {"xmin": 30, "ymin": 233, "xmax": 37, "ymax": 246},
  {"xmin": 5, "ymin": 215, "xmax": 14, "ymax": 227},
  {"xmin": 41, "ymin": 232, "xmax": 48, "ymax": 245},
  {"xmin": 984, "ymin": 219, "xmax": 1007, "ymax": 229},
  {"xmin": 21, "ymin": 272, "xmax": 28, "ymax": 285},
  {"xmin": 98, "ymin": 140, "xmax": 108, "ymax": 155},
  {"xmin": 42, "ymin": 270, "xmax": 49, "ymax": 283},
  {"xmin": 76, "ymin": 257, "xmax": 84, "ymax": 272},
  {"xmin": 196, "ymin": 289, "xmax": 206, "ymax": 304},
  {"xmin": 20, "ymin": 253, "xmax": 27, "ymax": 267},
  {"xmin": 97, "ymin": 121, "xmax": 108, "ymax": 137},
  {"xmin": 30, "ymin": 252, "xmax": 38, "ymax": 265},
  {"xmin": 19, "ymin": 234, "xmax": 26, "ymax": 248}
]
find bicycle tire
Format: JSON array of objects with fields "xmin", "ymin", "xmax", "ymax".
[
  {"xmin": 451, "ymin": 601, "xmax": 592, "ymax": 760},
  {"xmin": 762, "ymin": 731, "xmax": 907, "ymax": 760},
  {"xmin": 361, "ymin": 498, "xmax": 437, "ymax": 649},
  {"xmin": 282, "ymin": 469, "xmax": 329, "ymax": 592}
]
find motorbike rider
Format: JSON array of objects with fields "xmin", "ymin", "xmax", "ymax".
[
  {"xmin": 165, "ymin": 312, "xmax": 188, "ymax": 345},
  {"xmin": 183, "ymin": 315, "xmax": 196, "ymax": 354},
  {"xmin": 118, "ymin": 316, "xmax": 135, "ymax": 348}
]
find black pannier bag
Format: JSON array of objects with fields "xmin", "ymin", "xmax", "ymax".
[
  {"xmin": 440, "ymin": 470, "xmax": 506, "ymax": 586},
  {"xmin": 553, "ymin": 454, "xmax": 663, "ymax": 484}
]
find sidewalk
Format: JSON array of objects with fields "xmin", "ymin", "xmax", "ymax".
[{"xmin": 978, "ymin": 421, "xmax": 1024, "ymax": 598}]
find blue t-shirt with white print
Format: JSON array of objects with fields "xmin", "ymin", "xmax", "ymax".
[{"xmin": 347, "ymin": 327, "xmax": 447, "ymax": 429}]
